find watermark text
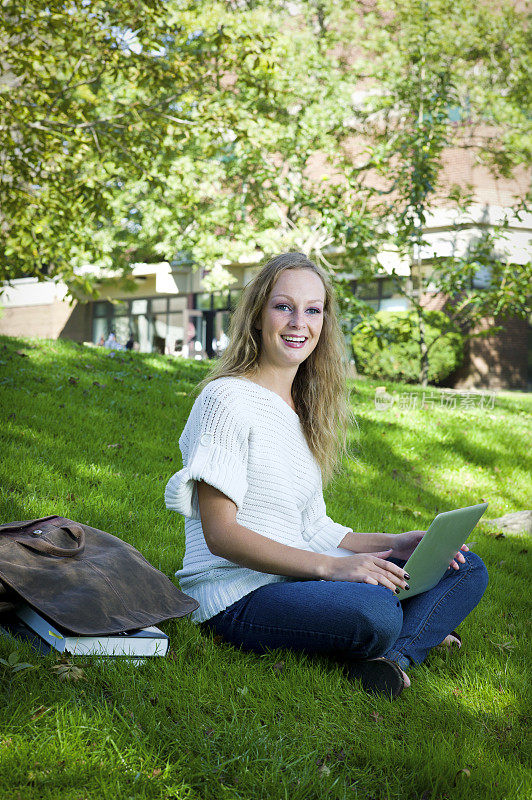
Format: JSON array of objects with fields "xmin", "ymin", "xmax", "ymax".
[{"xmin": 374, "ymin": 387, "xmax": 497, "ymax": 411}]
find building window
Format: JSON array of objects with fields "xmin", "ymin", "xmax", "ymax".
[
  {"xmin": 351, "ymin": 277, "xmax": 409, "ymax": 313},
  {"xmin": 131, "ymin": 299, "xmax": 148, "ymax": 314},
  {"xmin": 91, "ymin": 289, "xmax": 237, "ymax": 356}
]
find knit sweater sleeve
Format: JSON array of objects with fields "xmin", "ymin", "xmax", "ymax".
[
  {"xmin": 165, "ymin": 384, "xmax": 250, "ymax": 520},
  {"xmin": 301, "ymin": 492, "xmax": 352, "ymax": 553},
  {"xmin": 304, "ymin": 515, "xmax": 352, "ymax": 552}
]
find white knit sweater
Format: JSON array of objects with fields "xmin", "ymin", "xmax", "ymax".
[{"xmin": 164, "ymin": 377, "xmax": 351, "ymax": 622}]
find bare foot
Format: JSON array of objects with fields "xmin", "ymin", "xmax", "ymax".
[
  {"xmin": 438, "ymin": 633, "xmax": 461, "ymax": 650},
  {"xmin": 400, "ymin": 668, "xmax": 411, "ymax": 688}
]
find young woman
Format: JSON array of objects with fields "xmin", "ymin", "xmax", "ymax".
[{"xmin": 165, "ymin": 252, "xmax": 488, "ymax": 698}]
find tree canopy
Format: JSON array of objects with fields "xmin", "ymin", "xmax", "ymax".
[
  {"xmin": 330, "ymin": 0, "xmax": 531, "ymax": 382},
  {"xmin": 1, "ymin": 0, "xmax": 530, "ymax": 320},
  {"xmin": 0, "ymin": 0, "xmax": 279, "ymax": 292}
]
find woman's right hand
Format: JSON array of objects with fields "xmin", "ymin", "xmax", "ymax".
[{"xmin": 324, "ymin": 549, "xmax": 409, "ymax": 594}]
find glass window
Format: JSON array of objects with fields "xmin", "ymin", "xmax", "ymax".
[
  {"xmin": 151, "ymin": 298, "xmax": 168, "ymax": 313},
  {"xmin": 114, "ymin": 316, "xmax": 130, "ymax": 345},
  {"xmin": 92, "ymin": 293, "xmax": 216, "ymax": 354},
  {"xmin": 112, "ymin": 301, "xmax": 127, "ymax": 317},
  {"xmin": 169, "ymin": 296, "xmax": 186, "ymax": 311},
  {"xmin": 182, "ymin": 314, "xmax": 207, "ymax": 359},
  {"xmin": 93, "ymin": 302, "xmax": 108, "ymax": 317},
  {"xmin": 213, "ymin": 311, "xmax": 231, "ymax": 356},
  {"xmin": 136, "ymin": 314, "xmax": 151, "ymax": 352},
  {"xmin": 92, "ymin": 317, "xmax": 108, "ymax": 344},
  {"xmin": 379, "ymin": 297, "xmax": 409, "ymax": 311},
  {"xmin": 354, "ymin": 281, "xmax": 379, "ymax": 311},
  {"xmin": 195, "ymin": 293, "xmax": 211, "ymax": 310},
  {"xmin": 357, "ymin": 282, "xmax": 379, "ymax": 301},
  {"xmin": 195, "ymin": 317, "xmax": 208, "ymax": 359},
  {"xmin": 127, "ymin": 317, "xmax": 140, "ymax": 347},
  {"xmin": 167, "ymin": 312, "xmax": 184, "ymax": 343},
  {"xmin": 153, "ymin": 314, "xmax": 168, "ymax": 338},
  {"xmin": 131, "ymin": 299, "xmax": 148, "ymax": 315},
  {"xmin": 229, "ymin": 289, "xmax": 242, "ymax": 309},
  {"xmin": 213, "ymin": 292, "xmax": 230, "ymax": 310},
  {"xmin": 378, "ymin": 277, "xmax": 408, "ymax": 311},
  {"xmin": 380, "ymin": 278, "xmax": 400, "ymax": 298}
]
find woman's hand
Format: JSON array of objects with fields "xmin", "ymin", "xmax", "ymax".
[
  {"xmin": 448, "ymin": 543, "xmax": 469, "ymax": 570},
  {"xmin": 387, "ymin": 530, "xmax": 426, "ymax": 561},
  {"xmin": 325, "ymin": 550, "xmax": 409, "ymax": 594},
  {"xmin": 197, "ymin": 482, "xmax": 410, "ymax": 585},
  {"xmin": 387, "ymin": 530, "xmax": 469, "ymax": 570}
]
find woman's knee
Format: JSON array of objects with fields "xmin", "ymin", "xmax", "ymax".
[
  {"xmin": 351, "ymin": 589, "xmax": 404, "ymax": 659},
  {"xmin": 463, "ymin": 550, "xmax": 489, "ymax": 596}
]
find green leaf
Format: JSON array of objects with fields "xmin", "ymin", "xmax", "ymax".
[{"xmin": 12, "ymin": 663, "xmax": 36, "ymax": 673}]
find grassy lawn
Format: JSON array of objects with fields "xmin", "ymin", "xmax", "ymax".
[{"xmin": 0, "ymin": 335, "xmax": 530, "ymax": 800}]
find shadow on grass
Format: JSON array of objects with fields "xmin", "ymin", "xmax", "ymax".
[
  {"xmin": 2, "ymin": 337, "xmax": 531, "ymax": 800},
  {"xmin": 1, "ymin": 603, "xmax": 529, "ymax": 800},
  {"xmin": 2, "ymin": 335, "xmax": 530, "ymax": 558},
  {"xmin": 345, "ymin": 399, "xmax": 531, "ymax": 516}
]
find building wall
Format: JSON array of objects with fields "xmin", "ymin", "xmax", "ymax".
[
  {"xmin": 418, "ymin": 291, "xmax": 529, "ymax": 390},
  {"xmin": 438, "ymin": 144, "xmax": 530, "ymax": 209},
  {"xmin": 451, "ymin": 316, "xmax": 529, "ymax": 391},
  {"xmin": 0, "ymin": 299, "xmax": 91, "ymax": 342},
  {"xmin": 420, "ymin": 291, "xmax": 447, "ymax": 312}
]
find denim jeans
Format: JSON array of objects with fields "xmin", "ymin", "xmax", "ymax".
[{"xmin": 202, "ymin": 552, "xmax": 488, "ymax": 671}]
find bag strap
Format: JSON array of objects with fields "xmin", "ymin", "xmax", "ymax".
[
  {"xmin": 15, "ymin": 522, "xmax": 85, "ymax": 558},
  {"xmin": 0, "ymin": 515, "xmax": 60, "ymax": 533}
]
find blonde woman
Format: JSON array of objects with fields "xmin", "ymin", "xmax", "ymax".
[{"xmin": 165, "ymin": 253, "xmax": 488, "ymax": 698}]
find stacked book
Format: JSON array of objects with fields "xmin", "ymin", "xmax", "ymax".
[{"xmin": 0, "ymin": 603, "xmax": 169, "ymax": 658}]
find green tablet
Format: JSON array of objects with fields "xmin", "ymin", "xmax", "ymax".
[{"xmin": 394, "ymin": 503, "xmax": 488, "ymax": 600}]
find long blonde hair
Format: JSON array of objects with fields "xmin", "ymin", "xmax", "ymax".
[{"xmin": 201, "ymin": 252, "xmax": 350, "ymax": 483}]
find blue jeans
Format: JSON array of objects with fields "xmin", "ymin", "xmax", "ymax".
[{"xmin": 202, "ymin": 552, "xmax": 488, "ymax": 671}]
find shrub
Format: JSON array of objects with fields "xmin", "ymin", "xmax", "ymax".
[{"xmin": 351, "ymin": 310, "xmax": 464, "ymax": 383}]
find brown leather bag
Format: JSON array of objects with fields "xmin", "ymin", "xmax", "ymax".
[{"xmin": 0, "ymin": 515, "xmax": 198, "ymax": 634}]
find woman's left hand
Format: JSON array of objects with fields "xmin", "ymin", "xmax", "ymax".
[
  {"xmin": 387, "ymin": 530, "xmax": 425, "ymax": 561},
  {"xmin": 388, "ymin": 530, "xmax": 469, "ymax": 570}
]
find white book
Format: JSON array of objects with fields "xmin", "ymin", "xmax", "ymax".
[{"xmin": 15, "ymin": 605, "xmax": 169, "ymax": 657}]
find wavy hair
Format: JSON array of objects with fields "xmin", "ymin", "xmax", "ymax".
[{"xmin": 201, "ymin": 252, "xmax": 350, "ymax": 483}]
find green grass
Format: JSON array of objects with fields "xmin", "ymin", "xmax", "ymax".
[{"xmin": 0, "ymin": 335, "xmax": 530, "ymax": 800}]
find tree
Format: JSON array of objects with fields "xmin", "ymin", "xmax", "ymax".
[
  {"xmin": 3, "ymin": 0, "xmax": 529, "ymax": 354},
  {"xmin": 0, "ymin": 0, "xmax": 275, "ymax": 294},
  {"xmin": 93, "ymin": 1, "xmax": 364, "ymax": 276},
  {"xmin": 329, "ymin": 0, "xmax": 531, "ymax": 383},
  {"xmin": 183, "ymin": 0, "xmax": 530, "ymax": 385}
]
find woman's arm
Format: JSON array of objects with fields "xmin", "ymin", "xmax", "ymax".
[
  {"xmin": 338, "ymin": 531, "xmax": 403, "ymax": 554},
  {"xmin": 339, "ymin": 530, "xmax": 469, "ymax": 570},
  {"xmin": 197, "ymin": 482, "xmax": 409, "ymax": 593}
]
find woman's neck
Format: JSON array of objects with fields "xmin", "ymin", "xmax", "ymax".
[{"xmin": 246, "ymin": 365, "xmax": 297, "ymax": 410}]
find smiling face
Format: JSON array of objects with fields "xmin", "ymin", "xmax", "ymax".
[{"xmin": 256, "ymin": 268, "xmax": 326, "ymax": 374}]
